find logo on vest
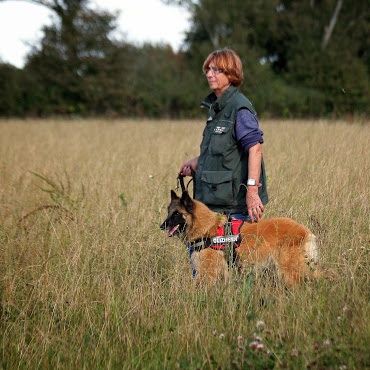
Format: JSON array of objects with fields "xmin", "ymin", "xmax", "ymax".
[{"xmin": 214, "ymin": 126, "xmax": 226, "ymax": 134}]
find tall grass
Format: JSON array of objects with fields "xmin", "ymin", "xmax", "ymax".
[{"xmin": 1, "ymin": 119, "xmax": 369, "ymax": 369}]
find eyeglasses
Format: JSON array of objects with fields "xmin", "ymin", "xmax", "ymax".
[{"xmin": 204, "ymin": 67, "xmax": 223, "ymax": 75}]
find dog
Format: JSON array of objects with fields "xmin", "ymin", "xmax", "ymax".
[{"xmin": 160, "ymin": 190, "xmax": 328, "ymax": 286}]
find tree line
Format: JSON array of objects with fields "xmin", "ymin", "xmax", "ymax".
[{"xmin": 0, "ymin": 0, "xmax": 368, "ymax": 119}]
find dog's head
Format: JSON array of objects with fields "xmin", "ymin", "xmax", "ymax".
[{"xmin": 160, "ymin": 190, "xmax": 194, "ymax": 238}]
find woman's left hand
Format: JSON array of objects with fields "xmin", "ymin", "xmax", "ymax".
[{"xmin": 246, "ymin": 188, "xmax": 264, "ymax": 222}]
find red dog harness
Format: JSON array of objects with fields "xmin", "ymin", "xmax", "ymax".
[{"xmin": 189, "ymin": 219, "xmax": 244, "ymax": 251}]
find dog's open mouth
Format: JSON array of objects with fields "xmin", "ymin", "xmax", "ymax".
[{"xmin": 168, "ymin": 224, "xmax": 180, "ymax": 237}]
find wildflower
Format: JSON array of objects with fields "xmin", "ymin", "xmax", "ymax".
[
  {"xmin": 219, "ymin": 333, "xmax": 225, "ymax": 339},
  {"xmin": 342, "ymin": 306, "xmax": 349, "ymax": 313},
  {"xmin": 249, "ymin": 341, "xmax": 258, "ymax": 349},
  {"xmin": 212, "ymin": 330, "xmax": 217, "ymax": 336},
  {"xmin": 256, "ymin": 320, "xmax": 265, "ymax": 330},
  {"xmin": 237, "ymin": 335, "xmax": 244, "ymax": 349},
  {"xmin": 291, "ymin": 348, "xmax": 299, "ymax": 357},
  {"xmin": 149, "ymin": 175, "xmax": 154, "ymax": 179},
  {"xmin": 256, "ymin": 343, "xmax": 264, "ymax": 351},
  {"xmin": 323, "ymin": 339, "xmax": 331, "ymax": 348},
  {"xmin": 253, "ymin": 333, "xmax": 262, "ymax": 342}
]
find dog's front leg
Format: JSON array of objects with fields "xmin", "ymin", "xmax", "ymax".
[{"xmin": 192, "ymin": 249, "xmax": 229, "ymax": 286}]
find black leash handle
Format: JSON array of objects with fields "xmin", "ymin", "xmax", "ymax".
[
  {"xmin": 176, "ymin": 170, "xmax": 196, "ymax": 198},
  {"xmin": 177, "ymin": 174, "xmax": 186, "ymax": 192}
]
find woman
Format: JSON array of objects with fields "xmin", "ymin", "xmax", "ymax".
[{"xmin": 180, "ymin": 48, "xmax": 268, "ymax": 223}]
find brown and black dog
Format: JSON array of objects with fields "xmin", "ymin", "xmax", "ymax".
[{"xmin": 160, "ymin": 190, "xmax": 328, "ymax": 286}]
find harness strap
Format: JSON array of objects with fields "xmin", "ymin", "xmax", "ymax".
[
  {"xmin": 188, "ymin": 220, "xmax": 244, "ymax": 252},
  {"xmin": 188, "ymin": 238, "xmax": 214, "ymax": 251}
]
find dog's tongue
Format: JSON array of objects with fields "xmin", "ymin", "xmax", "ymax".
[{"xmin": 168, "ymin": 225, "xmax": 179, "ymax": 237}]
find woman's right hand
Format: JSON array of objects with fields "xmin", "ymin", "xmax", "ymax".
[{"xmin": 179, "ymin": 156, "xmax": 199, "ymax": 176}]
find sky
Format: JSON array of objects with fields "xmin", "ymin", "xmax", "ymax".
[{"xmin": 0, "ymin": 0, "xmax": 191, "ymax": 68}]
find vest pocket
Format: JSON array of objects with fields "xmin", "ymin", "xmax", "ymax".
[
  {"xmin": 200, "ymin": 170, "xmax": 233, "ymax": 205},
  {"xmin": 209, "ymin": 125, "xmax": 231, "ymax": 155}
]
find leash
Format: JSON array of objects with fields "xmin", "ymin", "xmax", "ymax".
[{"xmin": 176, "ymin": 170, "xmax": 196, "ymax": 198}]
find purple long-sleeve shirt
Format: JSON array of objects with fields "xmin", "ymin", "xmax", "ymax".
[{"xmin": 234, "ymin": 108, "xmax": 264, "ymax": 152}]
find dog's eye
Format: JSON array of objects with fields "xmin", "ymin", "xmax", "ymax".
[{"xmin": 173, "ymin": 211, "xmax": 180, "ymax": 216}]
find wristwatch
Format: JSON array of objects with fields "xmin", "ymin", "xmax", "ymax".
[{"xmin": 247, "ymin": 179, "xmax": 258, "ymax": 186}]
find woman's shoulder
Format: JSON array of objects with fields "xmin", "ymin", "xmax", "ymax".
[{"xmin": 233, "ymin": 92, "xmax": 257, "ymax": 115}]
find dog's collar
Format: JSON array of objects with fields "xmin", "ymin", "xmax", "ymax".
[{"xmin": 188, "ymin": 220, "xmax": 243, "ymax": 252}]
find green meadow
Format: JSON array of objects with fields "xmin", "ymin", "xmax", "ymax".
[{"xmin": 1, "ymin": 119, "xmax": 369, "ymax": 369}]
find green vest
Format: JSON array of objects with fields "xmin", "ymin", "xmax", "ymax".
[{"xmin": 195, "ymin": 86, "xmax": 268, "ymax": 213}]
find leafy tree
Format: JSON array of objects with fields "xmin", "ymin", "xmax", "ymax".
[
  {"xmin": 272, "ymin": 0, "xmax": 370, "ymax": 116},
  {"xmin": 0, "ymin": 0, "xmax": 368, "ymax": 118},
  {"xmin": 0, "ymin": 64, "xmax": 26, "ymax": 116},
  {"xmin": 115, "ymin": 44, "xmax": 201, "ymax": 118},
  {"xmin": 22, "ymin": 1, "xmax": 122, "ymax": 115},
  {"xmin": 165, "ymin": 0, "xmax": 370, "ymax": 117}
]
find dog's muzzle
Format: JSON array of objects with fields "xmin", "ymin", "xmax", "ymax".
[{"xmin": 160, "ymin": 221, "xmax": 181, "ymax": 237}]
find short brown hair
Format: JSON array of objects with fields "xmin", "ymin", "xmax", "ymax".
[{"xmin": 202, "ymin": 48, "xmax": 244, "ymax": 87}]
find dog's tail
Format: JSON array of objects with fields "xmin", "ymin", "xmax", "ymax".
[
  {"xmin": 304, "ymin": 232, "xmax": 338, "ymax": 282},
  {"xmin": 304, "ymin": 232, "xmax": 319, "ymax": 263}
]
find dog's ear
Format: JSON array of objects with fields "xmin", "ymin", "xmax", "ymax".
[
  {"xmin": 181, "ymin": 190, "xmax": 194, "ymax": 212},
  {"xmin": 170, "ymin": 190, "xmax": 179, "ymax": 200}
]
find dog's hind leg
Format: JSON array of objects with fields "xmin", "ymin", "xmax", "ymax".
[{"xmin": 275, "ymin": 238, "xmax": 312, "ymax": 286}]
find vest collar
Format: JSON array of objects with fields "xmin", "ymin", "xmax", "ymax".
[{"xmin": 200, "ymin": 86, "xmax": 238, "ymax": 113}]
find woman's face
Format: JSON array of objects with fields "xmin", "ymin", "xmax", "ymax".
[{"xmin": 205, "ymin": 61, "xmax": 231, "ymax": 97}]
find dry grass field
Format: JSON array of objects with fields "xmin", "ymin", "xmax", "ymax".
[{"xmin": 0, "ymin": 118, "xmax": 369, "ymax": 369}]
